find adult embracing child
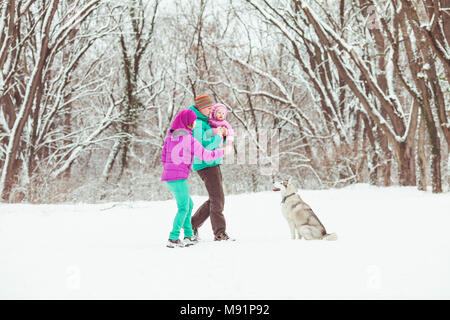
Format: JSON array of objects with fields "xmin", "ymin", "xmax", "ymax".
[
  {"xmin": 161, "ymin": 109, "xmax": 224, "ymax": 248},
  {"xmin": 189, "ymin": 94, "xmax": 234, "ymax": 241}
]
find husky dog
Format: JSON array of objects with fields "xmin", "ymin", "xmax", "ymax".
[{"xmin": 273, "ymin": 178, "xmax": 337, "ymax": 241}]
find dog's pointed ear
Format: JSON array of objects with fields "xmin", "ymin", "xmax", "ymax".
[{"xmin": 288, "ymin": 177, "xmax": 293, "ymax": 184}]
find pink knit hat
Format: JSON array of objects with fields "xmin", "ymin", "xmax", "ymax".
[{"xmin": 210, "ymin": 103, "xmax": 228, "ymax": 120}]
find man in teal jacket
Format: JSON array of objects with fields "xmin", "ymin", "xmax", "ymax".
[{"xmin": 189, "ymin": 94, "xmax": 232, "ymax": 241}]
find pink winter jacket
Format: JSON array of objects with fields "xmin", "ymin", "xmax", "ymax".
[{"xmin": 161, "ymin": 110, "xmax": 224, "ymax": 182}]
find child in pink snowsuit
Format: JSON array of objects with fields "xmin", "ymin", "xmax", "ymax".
[{"xmin": 208, "ymin": 104, "xmax": 234, "ymax": 150}]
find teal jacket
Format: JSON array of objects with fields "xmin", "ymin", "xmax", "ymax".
[{"xmin": 189, "ymin": 105, "xmax": 224, "ymax": 171}]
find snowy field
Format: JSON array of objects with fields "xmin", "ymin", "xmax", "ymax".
[{"xmin": 0, "ymin": 184, "xmax": 449, "ymax": 300}]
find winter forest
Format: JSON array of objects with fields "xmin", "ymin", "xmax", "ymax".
[{"xmin": 1, "ymin": 0, "xmax": 449, "ymax": 203}]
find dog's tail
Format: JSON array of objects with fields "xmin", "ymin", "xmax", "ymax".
[{"xmin": 323, "ymin": 233, "xmax": 338, "ymax": 241}]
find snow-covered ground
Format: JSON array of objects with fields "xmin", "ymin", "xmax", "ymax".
[{"xmin": 0, "ymin": 184, "xmax": 449, "ymax": 299}]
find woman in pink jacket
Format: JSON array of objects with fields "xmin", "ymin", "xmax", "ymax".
[{"xmin": 161, "ymin": 109, "xmax": 224, "ymax": 248}]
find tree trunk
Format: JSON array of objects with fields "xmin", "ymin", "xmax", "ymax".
[
  {"xmin": 396, "ymin": 141, "xmax": 416, "ymax": 186},
  {"xmin": 423, "ymin": 110, "xmax": 443, "ymax": 193},
  {"xmin": 101, "ymin": 139, "xmax": 122, "ymax": 184},
  {"xmin": 62, "ymin": 24, "xmax": 78, "ymax": 180},
  {"xmin": 417, "ymin": 114, "xmax": 428, "ymax": 191},
  {"xmin": 415, "ymin": 68, "xmax": 442, "ymax": 193},
  {"xmin": 118, "ymin": 137, "xmax": 130, "ymax": 182}
]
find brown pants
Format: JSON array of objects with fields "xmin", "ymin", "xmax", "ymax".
[{"xmin": 191, "ymin": 165, "xmax": 226, "ymax": 236}]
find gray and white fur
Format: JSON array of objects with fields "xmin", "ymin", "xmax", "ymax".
[{"xmin": 273, "ymin": 178, "xmax": 337, "ymax": 241}]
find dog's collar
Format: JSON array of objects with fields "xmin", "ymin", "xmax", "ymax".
[{"xmin": 281, "ymin": 193, "xmax": 296, "ymax": 204}]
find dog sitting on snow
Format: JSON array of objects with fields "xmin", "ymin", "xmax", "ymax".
[{"xmin": 273, "ymin": 178, "xmax": 337, "ymax": 241}]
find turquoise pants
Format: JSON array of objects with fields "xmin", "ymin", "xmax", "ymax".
[{"xmin": 164, "ymin": 179, "xmax": 194, "ymax": 240}]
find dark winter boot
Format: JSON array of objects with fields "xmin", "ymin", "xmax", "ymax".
[{"xmin": 214, "ymin": 232, "xmax": 235, "ymax": 241}]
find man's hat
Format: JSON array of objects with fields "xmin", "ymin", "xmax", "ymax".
[{"xmin": 195, "ymin": 94, "xmax": 214, "ymax": 110}]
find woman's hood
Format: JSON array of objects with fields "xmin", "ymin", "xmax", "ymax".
[{"xmin": 169, "ymin": 109, "xmax": 197, "ymax": 133}]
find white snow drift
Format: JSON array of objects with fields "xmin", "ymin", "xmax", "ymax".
[{"xmin": 0, "ymin": 184, "xmax": 449, "ymax": 299}]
